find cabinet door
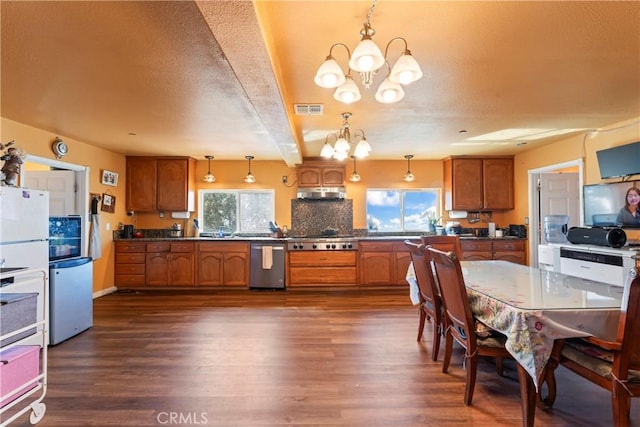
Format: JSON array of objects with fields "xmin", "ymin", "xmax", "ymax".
[
  {"xmin": 322, "ymin": 167, "xmax": 345, "ymax": 186},
  {"xmin": 223, "ymin": 252, "xmax": 249, "ymax": 286},
  {"xmin": 461, "ymin": 240, "xmax": 493, "ymax": 261},
  {"xmin": 297, "ymin": 167, "xmax": 322, "ymax": 187},
  {"xmin": 197, "ymin": 251, "xmax": 223, "ymax": 286},
  {"xmin": 170, "ymin": 252, "xmax": 195, "ymax": 286},
  {"xmin": 445, "ymin": 158, "xmax": 483, "ymax": 210},
  {"xmin": 145, "ymin": 252, "xmax": 170, "ymax": 286},
  {"xmin": 483, "ymin": 158, "xmax": 514, "ymax": 209},
  {"xmin": 126, "ymin": 157, "xmax": 157, "ymax": 211},
  {"xmin": 157, "ymin": 159, "xmax": 190, "ymax": 211},
  {"xmin": 360, "ymin": 252, "xmax": 394, "ymax": 284},
  {"xmin": 394, "ymin": 251, "xmax": 412, "ymax": 285}
]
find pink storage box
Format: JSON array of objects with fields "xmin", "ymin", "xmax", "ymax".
[{"xmin": 0, "ymin": 345, "xmax": 39, "ymax": 408}]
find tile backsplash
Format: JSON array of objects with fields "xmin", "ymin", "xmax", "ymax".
[{"xmin": 291, "ymin": 199, "xmax": 353, "ymax": 236}]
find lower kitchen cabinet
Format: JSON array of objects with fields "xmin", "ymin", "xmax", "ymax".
[
  {"xmin": 145, "ymin": 242, "xmax": 195, "ymax": 286},
  {"xmin": 115, "ymin": 241, "xmax": 146, "ymax": 286},
  {"xmin": 288, "ymin": 251, "xmax": 357, "ymax": 286},
  {"xmin": 196, "ymin": 242, "xmax": 249, "ymax": 287},
  {"xmin": 359, "ymin": 241, "xmax": 416, "ymax": 285},
  {"xmin": 460, "ymin": 239, "xmax": 526, "ymax": 264}
]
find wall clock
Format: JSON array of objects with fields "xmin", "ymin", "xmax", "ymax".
[{"xmin": 52, "ymin": 138, "xmax": 68, "ymax": 159}]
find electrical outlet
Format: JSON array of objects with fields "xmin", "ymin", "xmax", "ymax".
[
  {"xmin": 282, "ymin": 176, "xmax": 288, "ymax": 184},
  {"xmin": 159, "ymin": 211, "xmax": 164, "ymax": 218},
  {"xmin": 525, "ymin": 217, "xmax": 529, "ymax": 225}
]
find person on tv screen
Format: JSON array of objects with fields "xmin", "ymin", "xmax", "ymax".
[{"xmin": 616, "ymin": 187, "xmax": 640, "ymax": 226}]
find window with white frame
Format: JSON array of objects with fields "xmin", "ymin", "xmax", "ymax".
[
  {"xmin": 199, "ymin": 190, "xmax": 275, "ymax": 234},
  {"xmin": 366, "ymin": 189, "xmax": 440, "ymax": 232}
]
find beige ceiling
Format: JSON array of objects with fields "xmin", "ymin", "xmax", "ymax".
[{"xmin": 2, "ymin": 1, "xmax": 639, "ymax": 167}]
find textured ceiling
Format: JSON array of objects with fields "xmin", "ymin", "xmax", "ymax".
[{"xmin": 2, "ymin": 1, "xmax": 639, "ymax": 167}]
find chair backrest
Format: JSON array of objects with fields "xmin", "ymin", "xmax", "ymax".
[
  {"xmin": 617, "ymin": 273, "xmax": 640, "ymax": 373},
  {"xmin": 421, "ymin": 235, "xmax": 462, "ymax": 258},
  {"xmin": 427, "ymin": 246, "xmax": 476, "ymax": 351},
  {"xmin": 404, "ymin": 240, "xmax": 439, "ymax": 309}
]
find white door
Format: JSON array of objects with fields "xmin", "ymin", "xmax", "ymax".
[
  {"xmin": 24, "ymin": 170, "xmax": 77, "ymax": 216},
  {"xmin": 539, "ymin": 172, "xmax": 580, "ymax": 230}
]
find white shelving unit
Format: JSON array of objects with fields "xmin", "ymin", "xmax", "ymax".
[{"xmin": 0, "ymin": 268, "xmax": 48, "ymax": 426}]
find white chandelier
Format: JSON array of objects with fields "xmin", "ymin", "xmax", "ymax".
[
  {"xmin": 313, "ymin": 0, "xmax": 423, "ymax": 104},
  {"xmin": 320, "ymin": 112, "xmax": 371, "ymax": 160}
]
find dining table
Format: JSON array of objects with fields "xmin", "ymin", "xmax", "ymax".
[{"xmin": 406, "ymin": 259, "xmax": 630, "ymax": 425}]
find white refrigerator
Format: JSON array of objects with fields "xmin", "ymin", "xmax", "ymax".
[{"xmin": 0, "ymin": 186, "xmax": 50, "ymax": 344}]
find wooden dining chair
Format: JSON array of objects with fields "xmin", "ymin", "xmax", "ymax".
[
  {"xmin": 546, "ymin": 273, "xmax": 640, "ymax": 427},
  {"xmin": 427, "ymin": 246, "xmax": 538, "ymax": 427},
  {"xmin": 420, "ymin": 235, "xmax": 462, "ymax": 258},
  {"xmin": 404, "ymin": 240, "xmax": 443, "ymax": 360}
]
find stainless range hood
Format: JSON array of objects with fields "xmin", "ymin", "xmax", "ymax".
[{"xmin": 296, "ymin": 187, "xmax": 346, "ymax": 200}]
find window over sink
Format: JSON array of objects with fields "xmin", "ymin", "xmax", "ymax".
[
  {"xmin": 366, "ymin": 189, "xmax": 441, "ymax": 232},
  {"xmin": 199, "ymin": 190, "xmax": 275, "ymax": 234}
]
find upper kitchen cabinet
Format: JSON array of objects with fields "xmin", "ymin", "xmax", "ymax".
[
  {"xmin": 126, "ymin": 156, "xmax": 196, "ymax": 212},
  {"xmin": 297, "ymin": 161, "xmax": 345, "ymax": 187},
  {"xmin": 443, "ymin": 156, "xmax": 514, "ymax": 211}
]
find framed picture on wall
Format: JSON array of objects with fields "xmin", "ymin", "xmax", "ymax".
[
  {"xmin": 101, "ymin": 193, "xmax": 116, "ymax": 213},
  {"xmin": 101, "ymin": 170, "xmax": 119, "ymax": 187}
]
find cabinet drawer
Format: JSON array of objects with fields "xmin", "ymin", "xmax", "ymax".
[
  {"xmin": 115, "ymin": 253, "xmax": 146, "ymax": 264},
  {"xmin": 115, "ymin": 241, "xmax": 146, "ymax": 252},
  {"xmin": 289, "ymin": 267, "xmax": 357, "ymax": 284},
  {"xmin": 289, "ymin": 251, "xmax": 356, "ymax": 267},
  {"xmin": 461, "ymin": 240, "xmax": 493, "ymax": 251},
  {"xmin": 115, "ymin": 264, "xmax": 145, "ymax": 275},
  {"xmin": 115, "ymin": 274, "xmax": 146, "ymax": 285},
  {"xmin": 492, "ymin": 240, "xmax": 525, "ymax": 251},
  {"xmin": 197, "ymin": 242, "xmax": 249, "ymax": 252},
  {"xmin": 171, "ymin": 242, "xmax": 194, "ymax": 253},
  {"xmin": 146, "ymin": 242, "xmax": 170, "ymax": 252},
  {"xmin": 358, "ymin": 241, "xmax": 395, "ymax": 252}
]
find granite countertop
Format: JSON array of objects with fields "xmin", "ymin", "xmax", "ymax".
[{"xmin": 115, "ymin": 235, "xmax": 527, "ymax": 242}]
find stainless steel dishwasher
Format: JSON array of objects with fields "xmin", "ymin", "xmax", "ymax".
[{"xmin": 249, "ymin": 242, "xmax": 285, "ymax": 289}]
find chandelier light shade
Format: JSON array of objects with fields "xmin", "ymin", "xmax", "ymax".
[
  {"xmin": 314, "ymin": 0, "xmax": 423, "ymax": 104},
  {"xmin": 203, "ymin": 155, "xmax": 215, "ymax": 183},
  {"xmin": 243, "ymin": 155, "xmax": 255, "ymax": 183},
  {"xmin": 320, "ymin": 112, "xmax": 372, "ymax": 160},
  {"xmin": 403, "ymin": 154, "xmax": 415, "ymax": 182},
  {"xmin": 349, "ymin": 155, "xmax": 361, "ymax": 182}
]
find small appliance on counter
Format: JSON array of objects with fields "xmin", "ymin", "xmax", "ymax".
[
  {"xmin": 121, "ymin": 224, "xmax": 134, "ymax": 239},
  {"xmin": 170, "ymin": 223, "xmax": 183, "ymax": 238},
  {"xmin": 509, "ymin": 224, "xmax": 527, "ymax": 238}
]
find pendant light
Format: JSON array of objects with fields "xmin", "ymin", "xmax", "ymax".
[
  {"xmin": 403, "ymin": 154, "xmax": 415, "ymax": 182},
  {"xmin": 203, "ymin": 155, "xmax": 215, "ymax": 183},
  {"xmin": 243, "ymin": 156, "xmax": 256, "ymax": 183},
  {"xmin": 349, "ymin": 155, "xmax": 361, "ymax": 182}
]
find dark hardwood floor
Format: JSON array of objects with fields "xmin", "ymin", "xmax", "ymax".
[{"xmin": 7, "ymin": 287, "xmax": 638, "ymax": 426}]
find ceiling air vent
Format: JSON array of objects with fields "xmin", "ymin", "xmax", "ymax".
[{"xmin": 294, "ymin": 104, "xmax": 323, "ymax": 116}]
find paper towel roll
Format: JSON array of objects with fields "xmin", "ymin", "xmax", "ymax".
[{"xmin": 488, "ymin": 222, "xmax": 496, "ymax": 238}]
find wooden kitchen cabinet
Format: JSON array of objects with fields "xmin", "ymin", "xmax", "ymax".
[
  {"xmin": 196, "ymin": 242, "xmax": 249, "ymax": 287},
  {"xmin": 444, "ymin": 156, "xmax": 514, "ymax": 211},
  {"xmin": 358, "ymin": 241, "xmax": 415, "ymax": 286},
  {"xmin": 115, "ymin": 241, "xmax": 146, "ymax": 286},
  {"xmin": 288, "ymin": 251, "xmax": 357, "ymax": 286},
  {"xmin": 297, "ymin": 161, "xmax": 346, "ymax": 187},
  {"xmin": 461, "ymin": 239, "xmax": 526, "ymax": 264},
  {"xmin": 126, "ymin": 156, "xmax": 196, "ymax": 212},
  {"xmin": 145, "ymin": 241, "xmax": 195, "ymax": 286}
]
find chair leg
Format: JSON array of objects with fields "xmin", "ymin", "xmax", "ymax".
[
  {"xmin": 516, "ymin": 364, "xmax": 537, "ymax": 427},
  {"xmin": 464, "ymin": 353, "xmax": 478, "ymax": 405},
  {"xmin": 442, "ymin": 330, "xmax": 453, "ymax": 373},
  {"xmin": 417, "ymin": 309, "xmax": 427, "ymax": 341},
  {"xmin": 612, "ymin": 381, "xmax": 631, "ymax": 427},
  {"xmin": 431, "ymin": 320, "xmax": 441, "ymax": 361},
  {"xmin": 541, "ymin": 340, "xmax": 562, "ymax": 408}
]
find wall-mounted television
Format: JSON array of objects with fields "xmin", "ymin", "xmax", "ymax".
[
  {"xmin": 596, "ymin": 141, "xmax": 640, "ymax": 179},
  {"xmin": 583, "ymin": 181, "xmax": 639, "ymax": 227}
]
